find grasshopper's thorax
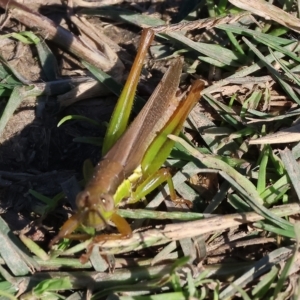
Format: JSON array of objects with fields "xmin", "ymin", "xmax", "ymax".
[
  {"xmin": 75, "ymin": 159, "xmax": 126, "ymax": 229},
  {"xmin": 88, "ymin": 159, "xmax": 126, "ymax": 194}
]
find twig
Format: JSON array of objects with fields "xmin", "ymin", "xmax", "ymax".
[
  {"xmin": 88, "ymin": 203, "xmax": 299, "ymax": 254},
  {"xmin": 0, "ymin": 0, "xmax": 123, "ymax": 78}
]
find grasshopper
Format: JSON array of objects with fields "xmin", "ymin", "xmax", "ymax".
[{"xmin": 50, "ymin": 28, "xmax": 204, "ymax": 255}]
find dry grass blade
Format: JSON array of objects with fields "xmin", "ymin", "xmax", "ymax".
[
  {"xmin": 229, "ymin": 0, "xmax": 300, "ymax": 33},
  {"xmin": 74, "ymin": 0, "xmax": 123, "ymax": 7},
  {"xmin": 249, "ymin": 123, "xmax": 300, "ymax": 144},
  {"xmin": 280, "ymin": 148, "xmax": 300, "ymax": 201}
]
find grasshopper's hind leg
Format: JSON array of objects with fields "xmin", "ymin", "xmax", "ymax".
[{"xmin": 131, "ymin": 168, "xmax": 192, "ymax": 207}]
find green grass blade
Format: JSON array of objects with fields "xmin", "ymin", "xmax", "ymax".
[
  {"xmin": 168, "ymin": 135, "xmax": 294, "ymax": 231},
  {"xmin": 0, "ymin": 217, "xmax": 36, "ymax": 276}
]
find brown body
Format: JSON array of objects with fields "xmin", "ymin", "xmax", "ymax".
[
  {"xmin": 50, "ymin": 58, "xmax": 185, "ymax": 242},
  {"xmin": 75, "ymin": 58, "xmax": 184, "ymax": 220}
]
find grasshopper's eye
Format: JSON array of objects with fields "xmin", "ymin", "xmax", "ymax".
[
  {"xmin": 76, "ymin": 190, "xmax": 90, "ymax": 208},
  {"xmin": 100, "ymin": 193, "xmax": 114, "ymax": 211}
]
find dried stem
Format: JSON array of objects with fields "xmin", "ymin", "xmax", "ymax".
[{"xmin": 0, "ymin": 0, "xmax": 123, "ymax": 77}]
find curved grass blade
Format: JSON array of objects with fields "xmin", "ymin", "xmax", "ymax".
[{"xmin": 168, "ymin": 135, "xmax": 294, "ymax": 232}]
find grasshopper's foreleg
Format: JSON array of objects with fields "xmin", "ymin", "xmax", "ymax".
[{"xmin": 80, "ymin": 212, "xmax": 132, "ymax": 263}]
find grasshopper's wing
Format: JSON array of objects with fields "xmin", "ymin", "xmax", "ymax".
[
  {"xmin": 142, "ymin": 80, "xmax": 205, "ymax": 176},
  {"xmin": 104, "ymin": 58, "xmax": 184, "ymax": 177}
]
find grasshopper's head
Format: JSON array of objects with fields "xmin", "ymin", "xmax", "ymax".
[
  {"xmin": 49, "ymin": 190, "xmax": 115, "ymax": 247},
  {"xmin": 75, "ymin": 190, "xmax": 115, "ymax": 230}
]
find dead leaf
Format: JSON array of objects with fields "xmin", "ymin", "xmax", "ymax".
[{"xmin": 229, "ymin": 0, "xmax": 300, "ymax": 33}]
